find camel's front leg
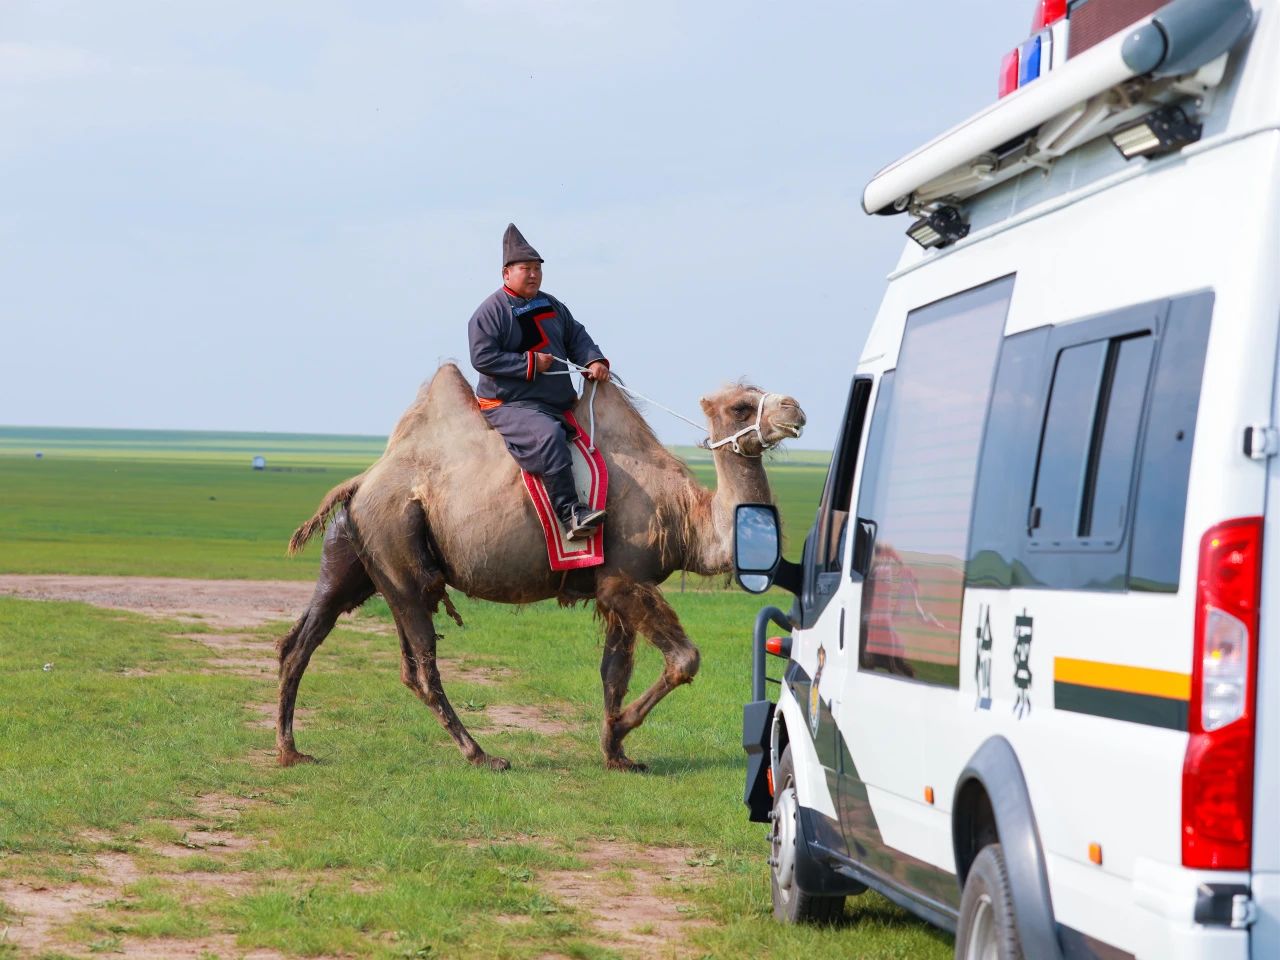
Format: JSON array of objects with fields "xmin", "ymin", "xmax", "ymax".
[
  {"xmin": 600, "ymin": 621, "xmax": 642, "ymax": 771},
  {"xmin": 595, "ymin": 574, "xmax": 701, "ymax": 771}
]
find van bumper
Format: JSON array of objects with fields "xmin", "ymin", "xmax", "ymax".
[{"xmin": 1132, "ymin": 858, "xmax": 1251, "ymax": 958}]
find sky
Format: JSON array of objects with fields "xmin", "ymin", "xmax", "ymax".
[{"xmin": 1, "ymin": 1, "xmax": 1030, "ymax": 451}]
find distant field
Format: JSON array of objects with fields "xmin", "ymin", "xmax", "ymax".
[
  {"xmin": 0, "ymin": 425, "xmax": 385, "ymax": 467},
  {"xmin": 1, "ymin": 426, "xmax": 826, "ymax": 580}
]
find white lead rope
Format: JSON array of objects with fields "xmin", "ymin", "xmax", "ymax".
[{"xmin": 546, "ymin": 356, "xmax": 778, "ymax": 456}]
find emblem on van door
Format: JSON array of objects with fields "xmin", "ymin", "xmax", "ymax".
[
  {"xmin": 975, "ymin": 604, "xmax": 993, "ymax": 711},
  {"xmin": 1013, "ymin": 610, "xmax": 1033, "ymax": 719},
  {"xmin": 810, "ymin": 645, "xmax": 826, "ymax": 739}
]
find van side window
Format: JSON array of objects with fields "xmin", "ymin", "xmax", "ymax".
[
  {"xmin": 856, "ymin": 276, "xmax": 1013, "ymax": 687},
  {"xmin": 818, "ymin": 378, "xmax": 873, "ymax": 575},
  {"xmin": 1128, "ymin": 292, "xmax": 1212, "ymax": 591},
  {"xmin": 1030, "ymin": 333, "xmax": 1154, "ymax": 547},
  {"xmin": 966, "ymin": 291, "xmax": 1213, "ymax": 593},
  {"xmin": 797, "ymin": 377, "xmax": 873, "ymax": 628}
]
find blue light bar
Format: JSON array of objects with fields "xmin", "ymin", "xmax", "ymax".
[{"xmin": 1019, "ymin": 34, "xmax": 1043, "ymax": 86}]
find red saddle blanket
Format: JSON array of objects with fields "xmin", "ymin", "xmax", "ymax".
[{"xmin": 521, "ymin": 411, "xmax": 608, "ymax": 571}]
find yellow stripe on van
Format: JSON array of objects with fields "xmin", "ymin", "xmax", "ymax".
[{"xmin": 1053, "ymin": 658, "xmax": 1191, "ymax": 701}]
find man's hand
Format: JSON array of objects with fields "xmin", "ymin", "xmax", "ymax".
[
  {"xmin": 584, "ymin": 361, "xmax": 610, "ymax": 382},
  {"xmin": 534, "ymin": 352, "xmax": 554, "ymax": 373}
]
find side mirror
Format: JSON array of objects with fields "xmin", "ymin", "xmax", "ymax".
[{"xmin": 734, "ymin": 503, "xmax": 781, "ymax": 594}]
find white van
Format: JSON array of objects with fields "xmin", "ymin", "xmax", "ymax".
[{"xmin": 732, "ymin": 0, "xmax": 1276, "ymax": 956}]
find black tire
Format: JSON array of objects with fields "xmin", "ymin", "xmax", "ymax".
[
  {"xmin": 955, "ymin": 844, "xmax": 1023, "ymax": 960},
  {"xmin": 769, "ymin": 744, "xmax": 846, "ymax": 924}
]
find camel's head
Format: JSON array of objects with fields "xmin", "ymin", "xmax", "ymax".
[{"xmin": 699, "ymin": 384, "xmax": 806, "ymax": 456}]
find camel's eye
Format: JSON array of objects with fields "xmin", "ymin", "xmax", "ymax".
[{"xmin": 730, "ymin": 402, "xmax": 753, "ymax": 419}]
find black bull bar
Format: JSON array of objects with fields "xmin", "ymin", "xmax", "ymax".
[{"xmin": 743, "ymin": 605, "xmax": 791, "ymax": 823}]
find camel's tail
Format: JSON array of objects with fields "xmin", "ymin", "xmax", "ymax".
[{"xmin": 287, "ymin": 473, "xmax": 365, "ymax": 556}]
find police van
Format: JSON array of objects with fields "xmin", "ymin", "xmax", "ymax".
[{"xmin": 731, "ymin": 0, "xmax": 1277, "ymax": 956}]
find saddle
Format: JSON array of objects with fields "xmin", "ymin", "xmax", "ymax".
[{"xmin": 521, "ymin": 411, "xmax": 608, "ymax": 570}]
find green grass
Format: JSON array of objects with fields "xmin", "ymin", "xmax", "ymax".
[
  {"xmin": 0, "ymin": 425, "xmax": 952, "ymax": 957},
  {"xmin": 0, "ymin": 593, "xmax": 952, "ymax": 959},
  {"xmin": 0, "ymin": 427, "xmax": 824, "ymax": 579}
]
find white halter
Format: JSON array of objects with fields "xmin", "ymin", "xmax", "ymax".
[
  {"xmin": 702, "ymin": 391, "xmax": 783, "ymax": 457},
  {"xmin": 546, "ymin": 357, "xmax": 779, "ymax": 457}
]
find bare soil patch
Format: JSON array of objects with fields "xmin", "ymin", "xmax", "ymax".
[
  {"xmin": 81, "ymin": 934, "xmax": 295, "ymax": 959},
  {"xmin": 0, "ymin": 575, "xmax": 317, "ymax": 629},
  {"xmin": 202, "ymin": 655, "xmax": 277, "ymax": 678},
  {"xmin": 175, "ymin": 632, "xmax": 273, "ymax": 652},
  {"xmin": 439, "ymin": 656, "xmax": 515, "ymax": 688},
  {"xmin": 542, "ymin": 840, "xmax": 711, "ymax": 958},
  {"xmin": 476, "ymin": 704, "xmax": 572, "ymax": 736},
  {"xmin": 0, "ymin": 793, "xmax": 276, "ymax": 957},
  {"xmin": 0, "ymin": 880, "xmax": 102, "ymax": 954}
]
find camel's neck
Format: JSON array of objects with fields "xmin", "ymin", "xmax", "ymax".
[{"xmin": 685, "ymin": 447, "xmax": 773, "ymax": 575}]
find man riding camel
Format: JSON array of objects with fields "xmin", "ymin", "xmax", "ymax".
[{"xmin": 469, "ymin": 223, "xmax": 611, "ymax": 541}]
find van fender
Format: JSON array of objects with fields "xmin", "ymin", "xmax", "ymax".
[
  {"xmin": 771, "ymin": 687, "xmax": 864, "ymax": 897},
  {"xmin": 772, "ymin": 684, "xmax": 837, "ymax": 820},
  {"xmin": 953, "ymin": 736, "xmax": 1063, "ymax": 960}
]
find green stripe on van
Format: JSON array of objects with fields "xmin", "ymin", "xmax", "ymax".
[{"xmin": 1054, "ymin": 681, "xmax": 1188, "ymax": 731}]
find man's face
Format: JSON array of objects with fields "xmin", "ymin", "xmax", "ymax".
[{"xmin": 503, "ymin": 260, "xmax": 542, "ymax": 299}]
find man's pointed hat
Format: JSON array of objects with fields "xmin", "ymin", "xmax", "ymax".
[{"xmin": 502, "ymin": 223, "xmax": 543, "ymax": 267}]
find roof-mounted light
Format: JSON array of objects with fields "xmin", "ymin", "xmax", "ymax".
[
  {"xmin": 866, "ymin": 0, "xmax": 1251, "ymax": 216},
  {"xmin": 906, "ymin": 206, "xmax": 970, "ymax": 250},
  {"xmin": 1110, "ymin": 103, "xmax": 1203, "ymax": 159}
]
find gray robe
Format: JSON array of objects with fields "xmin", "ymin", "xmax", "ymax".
[{"xmin": 468, "ymin": 287, "xmax": 607, "ymax": 475}]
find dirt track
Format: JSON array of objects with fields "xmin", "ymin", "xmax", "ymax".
[{"xmin": 0, "ymin": 575, "xmax": 316, "ymax": 628}]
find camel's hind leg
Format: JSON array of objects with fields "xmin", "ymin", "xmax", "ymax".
[
  {"xmin": 380, "ymin": 581, "xmax": 510, "ymax": 771},
  {"xmin": 356, "ymin": 501, "xmax": 508, "ymax": 771},
  {"xmin": 276, "ymin": 509, "xmax": 375, "ymax": 766},
  {"xmin": 595, "ymin": 573, "xmax": 701, "ymax": 772}
]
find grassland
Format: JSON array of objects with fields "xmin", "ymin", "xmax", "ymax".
[
  {"xmin": 0, "ymin": 427, "xmax": 824, "ymax": 580},
  {"xmin": 0, "ymin": 426, "xmax": 953, "ymax": 959}
]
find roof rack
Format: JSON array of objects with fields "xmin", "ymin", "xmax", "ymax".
[{"xmin": 862, "ymin": 0, "xmax": 1253, "ymax": 218}]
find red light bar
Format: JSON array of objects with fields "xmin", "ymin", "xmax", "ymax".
[
  {"xmin": 998, "ymin": 48, "xmax": 1021, "ymax": 98},
  {"xmin": 1032, "ymin": 0, "xmax": 1068, "ymax": 31}
]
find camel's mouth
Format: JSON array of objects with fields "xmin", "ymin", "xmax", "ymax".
[{"xmin": 773, "ymin": 420, "xmax": 805, "ymax": 439}]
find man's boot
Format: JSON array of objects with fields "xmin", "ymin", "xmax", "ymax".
[{"xmin": 542, "ymin": 466, "xmax": 605, "ymax": 542}]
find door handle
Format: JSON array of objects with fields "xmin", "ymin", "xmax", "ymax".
[{"xmin": 839, "ymin": 608, "xmax": 845, "ymax": 650}]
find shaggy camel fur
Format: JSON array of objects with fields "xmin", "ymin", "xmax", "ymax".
[{"xmin": 278, "ymin": 363, "xmax": 805, "ymax": 771}]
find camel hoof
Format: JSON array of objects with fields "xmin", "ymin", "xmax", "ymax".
[
  {"xmin": 278, "ymin": 750, "xmax": 318, "ymax": 768},
  {"xmin": 471, "ymin": 754, "xmax": 511, "ymax": 772},
  {"xmin": 605, "ymin": 756, "xmax": 649, "ymax": 773}
]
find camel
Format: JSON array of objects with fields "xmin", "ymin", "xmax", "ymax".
[{"xmin": 277, "ymin": 363, "xmax": 805, "ymax": 771}]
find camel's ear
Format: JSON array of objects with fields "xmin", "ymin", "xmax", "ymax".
[{"xmin": 699, "ymin": 396, "xmax": 716, "ymax": 416}]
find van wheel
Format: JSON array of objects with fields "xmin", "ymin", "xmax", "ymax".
[
  {"xmin": 955, "ymin": 844, "xmax": 1022, "ymax": 960},
  {"xmin": 770, "ymin": 744, "xmax": 845, "ymax": 924}
]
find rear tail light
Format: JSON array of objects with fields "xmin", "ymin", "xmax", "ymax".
[
  {"xmin": 1202, "ymin": 607, "xmax": 1249, "ymax": 731},
  {"xmin": 1182, "ymin": 517, "xmax": 1263, "ymax": 870}
]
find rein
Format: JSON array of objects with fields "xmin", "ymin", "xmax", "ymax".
[{"xmin": 547, "ymin": 356, "xmax": 780, "ymax": 457}]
